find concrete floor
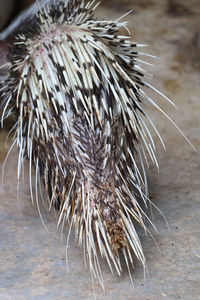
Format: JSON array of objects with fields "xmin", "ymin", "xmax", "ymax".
[{"xmin": 0, "ymin": 0, "xmax": 200, "ymax": 299}]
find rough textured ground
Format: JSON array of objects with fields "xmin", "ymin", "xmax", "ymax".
[{"xmin": 0, "ymin": 0, "xmax": 200, "ymax": 299}]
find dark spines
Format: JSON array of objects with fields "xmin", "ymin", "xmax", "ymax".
[{"xmin": 0, "ymin": 0, "xmax": 171, "ymax": 288}]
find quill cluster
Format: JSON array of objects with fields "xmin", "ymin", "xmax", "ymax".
[{"xmin": 0, "ymin": 0, "xmax": 174, "ymax": 287}]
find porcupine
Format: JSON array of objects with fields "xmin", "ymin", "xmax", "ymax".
[{"xmin": 0, "ymin": 0, "xmax": 186, "ymax": 287}]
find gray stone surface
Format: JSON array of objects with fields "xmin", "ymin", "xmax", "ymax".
[{"xmin": 0, "ymin": 0, "xmax": 200, "ymax": 299}]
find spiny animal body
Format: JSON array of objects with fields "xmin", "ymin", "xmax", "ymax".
[{"xmin": 0, "ymin": 0, "xmax": 174, "ymax": 287}]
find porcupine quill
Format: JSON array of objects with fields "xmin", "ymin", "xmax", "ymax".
[{"xmin": 0, "ymin": 0, "xmax": 193, "ymax": 288}]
